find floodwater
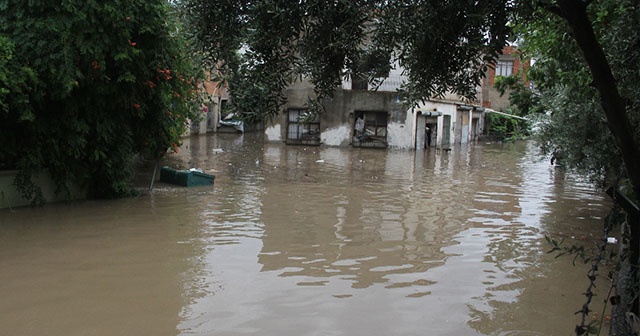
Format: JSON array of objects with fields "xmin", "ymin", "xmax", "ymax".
[{"xmin": 0, "ymin": 133, "xmax": 613, "ymax": 336}]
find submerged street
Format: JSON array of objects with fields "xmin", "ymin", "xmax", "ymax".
[{"xmin": 0, "ymin": 133, "xmax": 611, "ymax": 335}]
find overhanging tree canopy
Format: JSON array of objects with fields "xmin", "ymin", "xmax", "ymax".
[
  {"xmin": 0, "ymin": 0, "xmax": 205, "ymax": 203},
  {"xmin": 181, "ymin": 0, "xmax": 516, "ymax": 119}
]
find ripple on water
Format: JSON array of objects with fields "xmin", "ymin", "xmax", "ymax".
[{"xmin": 0, "ymin": 138, "xmax": 611, "ymax": 336}]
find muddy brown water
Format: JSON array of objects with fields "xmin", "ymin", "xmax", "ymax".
[{"xmin": 1, "ymin": 133, "xmax": 612, "ymax": 336}]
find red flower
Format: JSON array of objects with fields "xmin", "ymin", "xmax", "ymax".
[
  {"xmin": 129, "ymin": 40, "xmax": 137, "ymax": 47},
  {"xmin": 133, "ymin": 103, "xmax": 141, "ymax": 110}
]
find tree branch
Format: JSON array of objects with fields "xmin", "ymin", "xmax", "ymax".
[
  {"xmin": 551, "ymin": 1, "xmax": 640, "ymax": 194},
  {"xmin": 537, "ymin": 1, "xmax": 562, "ymax": 17}
]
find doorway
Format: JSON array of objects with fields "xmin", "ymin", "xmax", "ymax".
[{"xmin": 442, "ymin": 115, "xmax": 451, "ymax": 146}]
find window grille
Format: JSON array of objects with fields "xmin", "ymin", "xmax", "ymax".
[
  {"xmin": 353, "ymin": 111, "xmax": 388, "ymax": 148},
  {"xmin": 286, "ymin": 109, "xmax": 320, "ymax": 145}
]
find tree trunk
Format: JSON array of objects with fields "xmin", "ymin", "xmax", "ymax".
[
  {"xmin": 554, "ymin": 0, "xmax": 640, "ymax": 196},
  {"xmin": 549, "ymin": 1, "xmax": 640, "ymax": 335}
]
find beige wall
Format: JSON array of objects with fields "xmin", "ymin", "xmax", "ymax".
[
  {"xmin": 0, "ymin": 170, "xmax": 86, "ymax": 209},
  {"xmin": 268, "ymin": 80, "xmax": 409, "ymax": 147}
]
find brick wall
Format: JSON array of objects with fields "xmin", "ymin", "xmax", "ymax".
[{"xmin": 482, "ymin": 46, "xmax": 529, "ymax": 111}]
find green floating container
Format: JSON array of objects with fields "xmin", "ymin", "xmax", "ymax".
[{"xmin": 159, "ymin": 166, "xmax": 215, "ymax": 187}]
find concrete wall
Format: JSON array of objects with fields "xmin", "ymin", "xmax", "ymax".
[
  {"xmin": 0, "ymin": 170, "xmax": 86, "ymax": 209},
  {"xmin": 269, "ymin": 82, "xmax": 412, "ymax": 148},
  {"xmin": 269, "ymin": 77, "xmax": 484, "ymax": 149},
  {"xmin": 189, "ymin": 75, "xmax": 233, "ymax": 135},
  {"xmin": 415, "ymin": 101, "xmax": 456, "ymax": 148},
  {"xmin": 414, "ymin": 101, "xmax": 484, "ymax": 148}
]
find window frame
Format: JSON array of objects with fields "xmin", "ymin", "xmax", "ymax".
[
  {"xmin": 353, "ymin": 110, "xmax": 388, "ymax": 148},
  {"xmin": 495, "ymin": 60, "xmax": 514, "ymax": 77},
  {"xmin": 286, "ymin": 108, "xmax": 321, "ymax": 145}
]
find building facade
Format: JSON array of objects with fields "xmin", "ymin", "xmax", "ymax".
[
  {"xmin": 266, "ymin": 66, "xmax": 484, "ymax": 150},
  {"xmin": 189, "ymin": 72, "xmax": 233, "ymax": 135},
  {"xmin": 481, "ymin": 46, "xmax": 528, "ymax": 112}
]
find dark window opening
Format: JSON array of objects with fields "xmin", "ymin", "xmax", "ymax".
[
  {"xmin": 286, "ymin": 109, "xmax": 320, "ymax": 145},
  {"xmin": 351, "ymin": 74, "xmax": 369, "ymax": 91},
  {"xmin": 353, "ymin": 111, "xmax": 388, "ymax": 148}
]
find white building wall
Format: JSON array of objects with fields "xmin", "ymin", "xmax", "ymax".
[
  {"xmin": 417, "ymin": 102, "xmax": 457, "ymax": 148},
  {"xmin": 387, "ymin": 122, "xmax": 413, "ymax": 149},
  {"xmin": 321, "ymin": 125, "xmax": 351, "ymax": 146},
  {"xmin": 285, "ymin": 64, "xmax": 484, "ymax": 149},
  {"xmin": 265, "ymin": 124, "xmax": 282, "ymax": 142}
]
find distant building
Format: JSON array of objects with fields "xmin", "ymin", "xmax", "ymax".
[
  {"xmin": 189, "ymin": 71, "xmax": 233, "ymax": 135},
  {"xmin": 210, "ymin": 47, "xmax": 528, "ymax": 148},
  {"xmin": 265, "ymin": 62, "xmax": 484, "ymax": 150},
  {"xmin": 481, "ymin": 46, "xmax": 529, "ymax": 112}
]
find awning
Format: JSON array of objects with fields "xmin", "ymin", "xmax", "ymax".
[{"xmin": 418, "ymin": 110, "xmax": 443, "ymax": 117}]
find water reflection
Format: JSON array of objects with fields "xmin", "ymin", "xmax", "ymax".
[
  {"xmin": 169, "ymin": 135, "xmax": 609, "ymax": 335},
  {"xmin": 0, "ymin": 134, "xmax": 610, "ymax": 336}
]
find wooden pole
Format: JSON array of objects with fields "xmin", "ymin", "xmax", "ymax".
[{"xmin": 149, "ymin": 159, "xmax": 160, "ymax": 191}]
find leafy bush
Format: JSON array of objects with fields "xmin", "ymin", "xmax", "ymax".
[
  {"xmin": 0, "ymin": 0, "xmax": 205, "ymax": 203},
  {"xmin": 485, "ymin": 111, "xmax": 528, "ymax": 142}
]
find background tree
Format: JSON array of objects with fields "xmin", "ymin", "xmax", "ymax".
[
  {"xmin": 484, "ymin": 74, "xmax": 541, "ymax": 142},
  {"xmin": 182, "ymin": 0, "xmax": 638, "ymax": 193},
  {"xmin": 0, "ymin": 0, "xmax": 204, "ymax": 203},
  {"xmin": 182, "ymin": 0, "xmax": 513, "ymax": 119},
  {"xmin": 517, "ymin": 2, "xmax": 640, "ymax": 333},
  {"xmin": 519, "ymin": 0, "xmax": 639, "ymax": 189}
]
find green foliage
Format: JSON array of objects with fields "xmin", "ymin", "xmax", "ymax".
[
  {"xmin": 487, "ymin": 73, "xmax": 542, "ymax": 142},
  {"xmin": 183, "ymin": 0, "xmax": 377, "ymax": 122},
  {"xmin": 494, "ymin": 74, "xmax": 543, "ymax": 117},
  {"xmin": 516, "ymin": 0, "xmax": 640, "ymax": 187},
  {"xmin": 182, "ymin": 0, "xmax": 519, "ymax": 121},
  {"xmin": 0, "ymin": 35, "xmax": 38, "ymax": 142},
  {"xmin": 0, "ymin": 0, "xmax": 204, "ymax": 203},
  {"xmin": 374, "ymin": 0, "xmax": 517, "ymax": 104},
  {"xmin": 484, "ymin": 111, "xmax": 528, "ymax": 142}
]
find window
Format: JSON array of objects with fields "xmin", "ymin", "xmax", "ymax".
[
  {"xmin": 286, "ymin": 109, "xmax": 320, "ymax": 145},
  {"xmin": 353, "ymin": 111, "xmax": 388, "ymax": 148},
  {"xmin": 495, "ymin": 60, "xmax": 514, "ymax": 77}
]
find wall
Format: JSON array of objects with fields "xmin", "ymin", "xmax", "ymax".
[
  {"xmin": 0, "ymin": 170, "xmax": 86, "ymax": 209},
  {"xmin": 482, "ymin": 46, "xmax": 529, "ymax": 112},
  {"xmin": 271, "ymin": 81, "xmax": 411, "ymax": 148},
  {"xmin": 188, "ymin": 71, "xmax": 232, "ymax": 135},
  {"xmin": 415, "ymin": 101, "xmax": 458, "ymax": 148},
  {"xmin": 272, "ymin": 75, "xmax": 484, "ymax": 149}
]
